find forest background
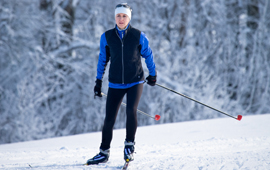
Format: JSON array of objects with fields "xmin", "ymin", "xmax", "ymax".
[{"xmin": 1, "ymin": 0, "xmax": 269, "ymax": 144}]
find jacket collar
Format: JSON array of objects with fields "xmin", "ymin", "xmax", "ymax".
[{"xmin": 115, "ymin": 24, "xmax": 131, "ymax": 39}]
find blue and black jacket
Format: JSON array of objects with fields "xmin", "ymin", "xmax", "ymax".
[{"xmin": 96, "ymin": 24, "xmax": 156, "ymax": 89}]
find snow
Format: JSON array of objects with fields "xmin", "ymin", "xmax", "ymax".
[
  {"xmin": 0, "ymin": 114, "xmax": 270, "ymax": 170},
  {"xmin": 2, "ymin": 0, "xmax": 270, "ymax": 145}
]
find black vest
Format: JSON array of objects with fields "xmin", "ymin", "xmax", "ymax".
[{"xmin": 105, "ymin": 25, "xmax": 144, "ymax": 84}]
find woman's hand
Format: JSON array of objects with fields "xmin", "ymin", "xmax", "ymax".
[
  {"xmin": 94, "ymin": 79, "xmax": 102, "ymax": 97},
  {"xmin": 146, "ymin": 75, "xmax": 156, "ymax": 86}
]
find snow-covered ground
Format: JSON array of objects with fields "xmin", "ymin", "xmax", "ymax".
[{"xmin": 0, "ymin": 114, "xmax": 270, "ymax": 170}]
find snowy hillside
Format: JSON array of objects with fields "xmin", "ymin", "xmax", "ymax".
[
  {"xmin": 1, "ymin": 0, "xmax": 270, "ymax": 145},
  {"xmin": 0, "ymin": 114, "xmax": 269, "ymax": 170}
]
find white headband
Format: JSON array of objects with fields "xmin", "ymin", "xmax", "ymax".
[{"xmin": 115, "ymin": 6, "xmax": 132, "ymax": 20}]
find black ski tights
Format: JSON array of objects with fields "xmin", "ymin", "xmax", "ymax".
[{"xmin": 100, "ymin": 83, "xmax": 143, "ymax": 150}]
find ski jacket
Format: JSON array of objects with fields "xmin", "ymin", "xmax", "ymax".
[{"xmin": 96, "ymin": 24, "xmax": 156, "ymax": 88}]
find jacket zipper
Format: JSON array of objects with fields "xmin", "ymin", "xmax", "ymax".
[
  {"xmin": 121, "ymin": 43, "xmax": 124, "ymax": 84},
  {"xmin": 115, "ymin": 29, "xmax": 125, "ymax": 84}
]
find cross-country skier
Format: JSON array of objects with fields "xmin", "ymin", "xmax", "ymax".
[{"xmin": 86, "ymin": 3, "xmax": 157, "ymax": 165}]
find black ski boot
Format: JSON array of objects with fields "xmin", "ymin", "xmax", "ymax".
[
  {"xmin": 124, "ymin": 140, "xmax": 135, "ymax": 162},
  {"xmin": 86, "ymin": 149, "xmax": 110, "ymax": 165}
]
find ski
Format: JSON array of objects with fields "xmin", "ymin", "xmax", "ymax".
[
  {"xmin": 83, "ymin": 161, "xmax": 130, "ymax": 169},
  {"xmin": 122, "ymin": 161, "xmax": 130, "ymax": 170}
]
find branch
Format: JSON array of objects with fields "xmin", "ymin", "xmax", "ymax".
[{"xmin": 48, "ymin": 40, "xmax": 98, "ymax": 58}]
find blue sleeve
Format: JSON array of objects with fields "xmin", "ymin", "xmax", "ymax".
[
  {"xmin": 96, "ymin": 33, "xmax": 109, "ymax": 80},
  {"xmin": 140, "ymin": 32, "xmax": 156, "ymax": 76}
]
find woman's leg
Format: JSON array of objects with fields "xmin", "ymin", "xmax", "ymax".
[
  {"xmin": 100, "ymin": 87, "xmax": 126, "ymax": 150},
  {"xmin": 125, "ymin": 83, "xmax": 144, "ymax": 142}
]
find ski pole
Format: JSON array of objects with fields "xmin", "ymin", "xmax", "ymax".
[
  {"xmin": 155, "ymin": 83, "xmax": 242, "ymax": 121},
  {"xmin": 101, "ymin": 92, "xmax": 160, "ymax": 121}
]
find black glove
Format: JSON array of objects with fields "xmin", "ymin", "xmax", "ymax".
[
  {"xmin": 94, "ymin": 79, "xmax": 102, "ymax": 97},
  {"xmin": 146, "ymin": 75, "xmax": 157, "ymax": 86}
]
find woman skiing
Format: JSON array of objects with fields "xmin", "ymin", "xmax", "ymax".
[{"xmin": 86, "ymin": 3, "xmax": 156, "ymax": 165}]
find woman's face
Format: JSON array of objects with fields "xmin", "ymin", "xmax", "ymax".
[{"xmin": 115, "ymin": 13, "xmax": 130, "ymax": 29}]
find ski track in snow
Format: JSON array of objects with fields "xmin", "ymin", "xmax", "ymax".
[{"xmin": 0, "ymin": 114, "xmax": 270, "ymax": 170}]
